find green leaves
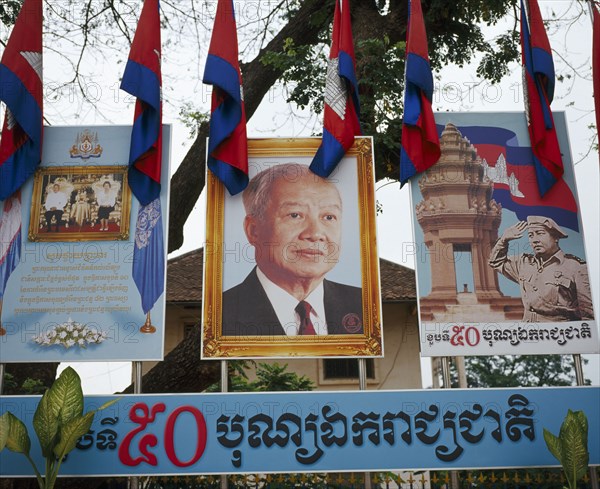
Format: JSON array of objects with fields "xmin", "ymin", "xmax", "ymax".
[
  {"xmin": 206, "ymin": 362, "xmax": 315, "ymax": 392},
  {"xmin": 560, "ymin": 411, "xmax": 589, "ymax": 486},
  {"xmin": 2, "ymin": 366, "xmax": 120, "ymax": 489},
  {"xmin": 53, "ymin": 412, "xmax": 95, "ymax": 461},
  {"xmin": 543, "ymin": 428, "xmax": 562, "ymax": 462},
  {"xmin": 32, "ymin": 366, "xmax": 83, "ymax": 458},
  {"xmin": 251, "ymin": 362, "xmax": 315, "ymax": 392},
  {"xmin": 0, "ymin": 412, "xmax": 9, "ymax": 451},
  {"xmin": 543, "ymin": 410, "xmax": 590, "ymax": 489},
  {"xmin": 477, "ymin": 30, "xmax": 520, "ymax": 83},
  {"xmin": 48, "ymin": 367, "xmax": 84, "ymax": 426},
  {"xmin": 3, "ymin": 412, "xmax": 31, "ymax": 455},
  {"xmin": 0, "ymin": 0, "xmax": 22, "ymax": 27},
  {"xmin": 33, "ymin": 391, "xmax": 60, "ymax": 458}
]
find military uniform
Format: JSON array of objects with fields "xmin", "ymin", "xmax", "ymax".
[{"xmin": 489, "ymin": 240, "xmax": 594, "ymax": 322}]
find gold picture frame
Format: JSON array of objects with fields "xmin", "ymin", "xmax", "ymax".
[
  {"xmin": 202, "ymin": 137, "xmax": 382, "ymax": 358},
  {"xmin": 28, "ymin": 165, "xmax": 132, "ymax": 242}
]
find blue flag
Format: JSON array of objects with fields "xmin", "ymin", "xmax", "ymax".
[
  {"xmin": 399, "ymin": 0, "xmax": 440, "ymax": 186},
  {"xmin": 120, "ymin": 0, "xmax": 162, "ymax": 206},
  {"xmin": 132, "ymin": 198, "xmax": 165, "ymax": 314},
  {"xmin": 203, "ymin": 0, "xmax": 248, "ymax": 195},
  {"xmin": 309, "ymin": 0, "xmax": 362, "ymax": 178},
  {"xmin": 0, "ymin": 0, "xmax": 43, "ymax": 200},
  {"xmin": 124, "ymin": 0, "xmax": 165, "ymax": 316},
  {"xmin": 520, "ymin": 0, "xmax": 563, "ymax": 196},
  {"xmin": 0, "ymin": 192, "xmax": 21, "ymax": 299}
]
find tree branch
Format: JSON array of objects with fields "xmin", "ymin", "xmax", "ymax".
[{"xmin": 167, "ymin": 0, "xmax": 331, "ymax": 251}]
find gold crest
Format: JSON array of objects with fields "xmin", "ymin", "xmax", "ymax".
[{"xmin": 69, "ymin": 130, "xmax": 103, "ymax": 160}]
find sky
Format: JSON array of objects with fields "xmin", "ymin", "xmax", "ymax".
[{"xmin": 2, "ymin": 0, "xmax": 598, "ymax": 391}]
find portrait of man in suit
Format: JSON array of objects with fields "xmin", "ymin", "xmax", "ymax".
[{"xmin": 222, "ymin": 163, "xmax": 363, "ymax": 337}]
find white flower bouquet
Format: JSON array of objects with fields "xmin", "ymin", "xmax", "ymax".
[{"xmin": 33, "ymin": 318, "xmax": 108, "ymax": 349}]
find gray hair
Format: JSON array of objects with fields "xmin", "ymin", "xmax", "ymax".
[{"xmin": 242, "ymin": 163, "xmax": 339, "ymax": 218}]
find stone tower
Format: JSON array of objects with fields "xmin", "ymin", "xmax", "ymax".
[{"xmin": 416, "ymin": 123, "xmax": 522, "ymax": 321}]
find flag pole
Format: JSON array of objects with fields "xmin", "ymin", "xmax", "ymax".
[
  {"xmin": 441, "ymin": 357, "xmax": 460, "ymax": 489},
  {"xmin": 573, "ymin": 354, "xmax": 599, "ymax": 489},
  {"xmin": 140, "ymin": 311, "xmax": 156, "ymax": 334},
  {"xmin": 220, "ymin": 360, "xmax": 228, "ymax": 489},
  {"xmin": 0, "ymin": 363, "xmax": 5, "ymax": 395},
  {"xmin": 0, "ymin": 299, "xmax": 5, "ymax": 335},
  {"xmin": 358, "ymin": 358, "xmax": 372, "ymax": 489},
  {"xmin": 130, "ymin": 361, "xmax": 143, "ymax": 489}
]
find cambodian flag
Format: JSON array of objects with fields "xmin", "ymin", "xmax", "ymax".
[
  {"xmin": 593, "ymin": 3, "xmax": 600, "ymax": 146},
  {"xmin": 132, "ymin": 198, "xmax": 165, "ymax": 314},
  {"xmin": 120, "ymin": 0, "xmax": 162, "ymax": 206},
  {"xmin": 0, "ymin": 0, "xmax": 43, "ymax": 200},
  {"xmin": 203, "ymin": 0, "xmax": 248, "ymax": 195},
  {"xmin": 0, "ymin": 192, "xmax": 21, "ymax": 299},
  {"xmin": 399, "ymin": 0, "xmax": 440, "ymax": 186},
  {"xmin": 123, "ymin": 0, "xmax": 165, "ymax": 315},
  {"xmin": 444, "ymin": 124, "xmax": 579, "ymax": 232},
  {"xmin": 520, "ymin": 0, "xmax": 563, "ymax": 197},
  {"xmin": 310, "ymin": 0, "xmax": 362, "ymax": 178}
]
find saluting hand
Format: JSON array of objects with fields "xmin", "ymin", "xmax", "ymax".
[{"xmin": 501, "ymin": 221, "xmax": 527, "ymax": 241}]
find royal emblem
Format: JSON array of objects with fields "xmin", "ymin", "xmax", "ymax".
[
  {"xmin": 69, "ymin": 130, "xmax": 103, "ymax": 160},
  {"xmin": 342, "ymin": 313, "xmax": 362, "ymax": 333},
  {"xmin": 135, "ymin": 198, "xmax": 162, "ymax": 250}
]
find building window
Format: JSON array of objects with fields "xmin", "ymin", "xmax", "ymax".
[{"xmin": 323, "ymin": 359, "xmax": 375, "ymax": 380}]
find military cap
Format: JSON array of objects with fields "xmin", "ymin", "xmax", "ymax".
[{"xmin": 526, "ymin": 216, "xmax": 568, "ymax": 239}]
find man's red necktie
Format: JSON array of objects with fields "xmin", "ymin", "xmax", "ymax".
[{"xmin": 296, "ymin": 301, "xmax": 316, "ymax": 335}]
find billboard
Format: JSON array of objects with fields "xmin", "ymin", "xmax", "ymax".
[
  {"xmin": 410, "ymin": 112, "xmax": 598, "ymax": 356},
  {"xmin": 0, "ymin": 125, "xmax": 170, "ymax": 362},
  {"xmin": 202, "ymin": 137, "xmax": 382, "ymax": 358},
  {"xmin": 1, "ymin": 387, "xmax": 598, "ymax": 476}
]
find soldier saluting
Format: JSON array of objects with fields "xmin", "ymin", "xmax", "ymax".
[{"xmin": 489, "ymin": 216, "xmax": 594, "ymax": 322}]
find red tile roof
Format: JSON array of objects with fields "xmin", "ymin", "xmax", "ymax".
[{"xmin": 167, "ymin": 249, "xmax": 416, "ymax": 303}]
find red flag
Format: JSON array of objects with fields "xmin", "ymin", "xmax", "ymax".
[
  {"xmin": 527, "ymin": 0, "xmax": 555, "ymax": 102},
  {"xmin": 399, "ymin": 0, "xmax": 440, "ymax": 185},
  {"xmin": 520, "ymin": 0, "xmax": 563, "ymax": 197},
  {"xmin": 0, "ymin": 0, "xmax": 43, "ymax": 200},
  {"xmin": 203, "ymin": 0, "xmax": 248, "ymax": 195},
  {"xmin": 120, "ymin": 0, "xmax": 162, "ymax": 205},
  {"xmin": 593, "ymin": 2, "xmax": 600, "ymax": 146},
  {"xmin": 309, "ymin": 0, "xmax": 362, "ymax": 178}
]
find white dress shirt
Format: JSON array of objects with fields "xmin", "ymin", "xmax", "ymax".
[
  {"xmin": 96, "ymin": 190, "xmax": 116, "ymax": 207},
  {"xmin": 255, "ymin": 267, "xmax": 328, "ymax": 335},
  {"xmin": 44, "ymin": 191, "xmax": 68, "ymax": 211}
]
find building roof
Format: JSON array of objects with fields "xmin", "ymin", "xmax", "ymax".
[
  {"xmin": 378, "ymin": 258, "xmax": 417, "ymax": 301},
  {"xmin": 167, "ymin": 249, "xmax": 416, "ymax": 303}
]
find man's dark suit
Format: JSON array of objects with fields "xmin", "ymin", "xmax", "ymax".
[{"xmin": 222, "ymin": 268, "xmax": 363, "ymax": 336}]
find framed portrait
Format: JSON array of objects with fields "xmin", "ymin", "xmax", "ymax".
[
  {"xmin": 410, "ymin": 112, "xmax": 598, "ymax": 356},
  {"xmin": 0, "ymin": 125, "xmax": 170, "ymax": 363},
  {"xmin": 28, "ymin": 165, "xmax": 132, "ymax": 242},
  {"xmin": 202, "ymin": 137, "xmax": 383, "ymax": 358}
]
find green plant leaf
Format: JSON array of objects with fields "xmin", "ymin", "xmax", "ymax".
[
  {"xmin": 33, "ymin": 389, "xmax": 59, "ymax": 457},
  {"xmin": 47, "ymin": 367, "xmax": 84, "ymax": 425},
  {"xmin": 4, "ymin": 412, "xmax": 31, "ymax": 455},
  {"xmin": 0, "ymin": 412, "xmax": 10, "ymax": 451},
  {"xmin": 543, "ymin": 428, "xmax": 563, "ymax": 464},
  {"xmin": 570, "ymin": 410, "xmax": 589, "ymax": 451},
  {"xmin": 53, "ymin": 411, "xmax": 94, "ymax": 460},
  {"xmin": 559, "ymin": 410, "xmax": 589, "ymax": 487}
]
